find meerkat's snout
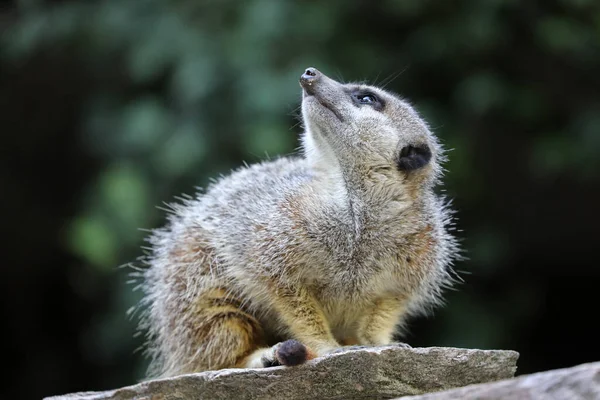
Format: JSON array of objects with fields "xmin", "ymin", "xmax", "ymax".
[
  {"xmin": 299, "ymin": 67, "xmax": 320, "ymax": 94},
  {"xmin": 299, "ymin": 67, "xmax": 341, "ymax": 99},
  {"xmin": 300, "ymin": 67, "xmax": 347, "ymax": 130}
]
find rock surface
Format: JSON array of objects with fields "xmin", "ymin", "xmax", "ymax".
[
  {"xmin": 45, "ymin": 346, "xmax": 519, "ymax": 400},
  {"xmin": 394, "ymin": 361, "xmax": 600, "ymax": 400}
]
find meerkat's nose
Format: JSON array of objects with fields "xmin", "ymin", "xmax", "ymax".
[{"xmin": 300, "ymin": 67, "xmax": 321, "ymax": 93}]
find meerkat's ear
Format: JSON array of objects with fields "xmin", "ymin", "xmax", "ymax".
[{"xmin": 397, "ymin": 144, "xmax": 432, "ymax": 171}]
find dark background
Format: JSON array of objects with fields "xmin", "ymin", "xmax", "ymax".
[{"xmin": 2, "ymin": 1, "xmax": 599, "ymax": 399}]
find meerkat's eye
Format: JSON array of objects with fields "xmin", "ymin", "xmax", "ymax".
[
  {"xmin": 357, "ymin": 94, "xmax": 377, "ymax": 104},
  {"xmin": 351, "ymin": 91, "xmax": 383, "ymax": 110}
]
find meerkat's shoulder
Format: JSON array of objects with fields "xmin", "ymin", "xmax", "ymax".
[
  {"xmin": 202, "ymin": 155, "xmax": 312, "ymax": 196},
  {"xmin": 155, "ymin": 156, "xmax": 311, "ymax": 225}
]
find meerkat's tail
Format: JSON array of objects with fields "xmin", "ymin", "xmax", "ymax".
[{"xmin": 242, "ymin": 339, "xmax": 317, "ymax": 368}]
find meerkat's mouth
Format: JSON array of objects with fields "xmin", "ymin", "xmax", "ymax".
[{"xmin": 303, "ymin": 91, "xmax": 345, "ymax": 123}]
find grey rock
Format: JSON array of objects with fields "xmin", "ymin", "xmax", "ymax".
[
  {"xmin": 45, "ymin": 346, "xmax": 519, "ymax": 400},
  {"xmin": 395, "ymin": 361, "xmax": 600, "ymax": 400}
]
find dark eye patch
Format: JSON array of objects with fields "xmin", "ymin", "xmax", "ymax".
[
  {"xmin": 351, "ymin": 90, "xmax": 384, "ymax": 111},
  {"xmin": 397, "ymin": 144, "xmax": 432, "ymax": 171}
]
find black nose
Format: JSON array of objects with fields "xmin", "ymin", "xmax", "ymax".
[{"xmin": 300, "ymin": 67, "xmax": 320, "ymax": 88}]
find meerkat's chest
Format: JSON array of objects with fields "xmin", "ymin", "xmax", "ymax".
[
  {"xmin": 303, "ymin": 233, "xmax": 428, "ymax": 309},
  {"xmin": 307, "ymin": 252, "xmax": 406, "ymax": 301},
  {"xmin": 306, "ymin": 216, "xmax": 436, "ymax": 288}
]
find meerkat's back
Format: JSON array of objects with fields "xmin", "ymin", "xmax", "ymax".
[{"xmin": 136, "ymin": 67, "xmax": 460, "ymax": 378}]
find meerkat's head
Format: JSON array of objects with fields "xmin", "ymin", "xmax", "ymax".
[{"xmin": 299, "ymin": 67, "xmax": 443, "ymax": 194}]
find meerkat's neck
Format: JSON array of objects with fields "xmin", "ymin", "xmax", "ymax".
[
  {"xmin": 301, "ymin": 131, "xmax": 349, "ymax": 204},
  {"xmin": 302, "ymin": 131, "xmax": 413, "ymax": 239}
]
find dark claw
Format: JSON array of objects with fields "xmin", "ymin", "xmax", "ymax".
[{"xmin": 261, "ymin": 354, "xmax": 281, "ymax": 368}]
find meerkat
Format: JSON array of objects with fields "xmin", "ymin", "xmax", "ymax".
[{"xmin": 133, "ymin": 67, "xmax": 460, "ymax": 378}]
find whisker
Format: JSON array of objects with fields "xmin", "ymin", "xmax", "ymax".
[
  {"xmin": 380, "ymin": 65, "xmax": 411, "ymax": 89},
  {"xmin": 371, "ymin": 70, "xmax": 382, "ymax": 86}
]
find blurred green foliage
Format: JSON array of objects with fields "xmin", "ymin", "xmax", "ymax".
[{"xmin": 2, "ymin": 0, "xmax": 600, "ymax": 396}]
